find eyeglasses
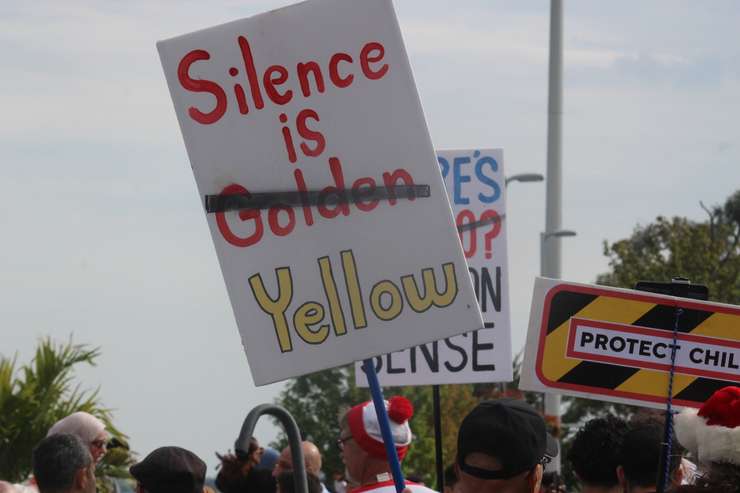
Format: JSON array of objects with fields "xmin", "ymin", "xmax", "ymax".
[{"xmin": 336, "ymin": 436, "xmax": 353, "ymax": 451}]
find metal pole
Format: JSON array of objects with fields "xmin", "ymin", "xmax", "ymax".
[
  {"xmin": 362, "ymin": 359, "xmax": 406, "ymax": 493},
  {"xmin": 543, "ymin": 0, "xmax": 564, "ymax": 474},
  {"xmin": 432, "ymin": 385, "xmax": 444, "ymax": 492},
  {"xmin": 235, "ymin": 404, "xmax": 308, "ymax": 493}
]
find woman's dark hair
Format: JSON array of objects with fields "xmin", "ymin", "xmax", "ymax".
[{"xmin": 216, "ymin": 438, "xmax": 276, "ymax": 493}]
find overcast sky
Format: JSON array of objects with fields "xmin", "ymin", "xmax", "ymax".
[{"xmin": 2, "ymin": 0, "xmax": 739, "ymax": 475}]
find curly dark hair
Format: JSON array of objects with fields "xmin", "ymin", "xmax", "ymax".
[
  {"xmin": 567, "ymin": 415, "xmax": 628, "ymax": 488},
  {"xmin": 621, "ymin": 414, "xmax": 685, "ymax": 488}
]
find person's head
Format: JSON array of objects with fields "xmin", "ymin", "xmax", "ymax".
[
  {"xmin": 675, "ymin": 386, "xmax": 740, "ymax": 467},
  {"xmin": 258, "ymin": 447, "xmax": 280, "ymax": 471},
  {"xmin": 338, "ymin": 396, "xmax": 414, "ymax": 484},
  {"xmin": 455, "ymin": 399, "xmax": 558, "ymax": 493},
  {"xmin": 32, "ymin": 433, "xmax": 96, "ymax": 493},
  {"xmin": 276, "ymin": 472, "xmax": 321, "ymax": 493},
  {"xmin": 674, "ymin": 386, "xmax": 740, "ymax": 492},
  {"xmin": 273, "ymin": 441, "xmax": 323, "ymax": 478},
  {"xmin": 617, "ymin": 415, "xmax": 684, "ymax": 492},
  {"xmin": 670, "ymin": 462, "xmax": 740, "ymax": 493},
  {"xmin": 130, "ymin": 446, "xmax": 206, "ymax": 493},
  {"xmin": 47, "ymin": 412, "xmax": 108, "ymax": 464},
  {"xmin": 567, "ymin": 415, "xmax": 628, "ymax": 493}
]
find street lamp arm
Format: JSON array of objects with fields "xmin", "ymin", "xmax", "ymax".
[{"xmin": 505, "ymin": 173, "xmax": 545, "ymax": 187}]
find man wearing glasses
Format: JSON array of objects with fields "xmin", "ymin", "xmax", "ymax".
[
  {"xmin": 455, "ymin": 399, "xmax": 558, "ymax": 493},
  {"xmin": 337, "ymin": 396, "xmax": 435, "ymax": 493}
]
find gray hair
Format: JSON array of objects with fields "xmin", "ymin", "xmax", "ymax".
[{"xmin": 33, "ymin": 433, "xmax": 92, "ymax": 493}]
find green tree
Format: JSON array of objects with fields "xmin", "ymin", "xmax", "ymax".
[
  {"xmin": 597, "ymin": 189, "xmax": 740, "ymax": 304},
  {"xmin": 273, "ymin": 365, "xmax": 366, "ymax": 480},
  {"xmin": 0, "ymin": 338, "xmax": 135, "ymax": 491}
]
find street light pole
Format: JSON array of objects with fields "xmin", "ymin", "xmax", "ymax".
[{"xmin": 543, "ymin": 0, "xmax": 565, "ymax": 472}]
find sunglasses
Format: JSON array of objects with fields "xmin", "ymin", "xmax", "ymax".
[{"xmin": 336, "ymin": 436, "xmax": 353, "ymax": 451}]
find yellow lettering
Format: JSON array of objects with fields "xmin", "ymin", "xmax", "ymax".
[
  {"xmin": 341, "ymin": 250, "xmax": 367, "ymax": 329},
  {"xmin": 370, "ymin": 280, "xmax": 404, "ymax": 321},
  {"xmin": 293, "ymin": 302, "xmax": 329, "ymax": 344},
  {"xmin": 401, "ymin": 263, "xmax": 458, "ymax": 312},
  {"xmin": 318, "ymin": 256, "xmax": 347, "ymax": 336},
  {"xmin": 248, "ymin": 268, "xmax": 294, "ymax": 352}
]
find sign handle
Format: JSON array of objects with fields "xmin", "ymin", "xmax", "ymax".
[
  {"xmin": 362, "ymin": 359, "xmax": 406, "ymax": 493},
  {"xmin": 432, "ymin": 385, "xmax": 444, "ymax": 492},
  {"xmin": 655, "ymin": 307, "xmax": 684, "ymax": 493}
]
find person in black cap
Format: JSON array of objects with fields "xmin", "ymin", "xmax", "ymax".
[
  {"xmin": 130, "ymin": 446, "xmax": 207, "ymax": 493},
  {"xmin": 455, "ymin": 399, "xmax": 558, "ymax": 493}
]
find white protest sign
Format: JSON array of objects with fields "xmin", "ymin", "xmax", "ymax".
[
  {"xmin": 520, "ymin": 277, "xmax": 740, "ymax": 409},
  {"xmin": 157, "ymin": 0, "xmax": 483, "ymax": 385},
  {"xmin": 356, "ymin": 149, "xmax": 512, "ymax": 386}
]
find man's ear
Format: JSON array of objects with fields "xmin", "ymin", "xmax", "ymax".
[
  {"xmin": 74, "ymin": 465, "xmax": 93, "ymax": 492},
  {"xmin": 529, "ymin": 464, "xmax": 543, "ymax": 493},
  {"xmin": 672, "ymin": 461, "xmax": 685, "ymax": 486},
  {"xmin": 616, "ymin": 465, "xmax": 626, "ymax": 488}
]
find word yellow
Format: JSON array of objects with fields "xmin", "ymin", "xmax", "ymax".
[{"xmin": 248, "ymin": 250, "xmax": 458, "ymax": 352}]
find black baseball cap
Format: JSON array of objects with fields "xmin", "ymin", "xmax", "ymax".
[
  {"xmin": 130, "ymin": 446, "xmax": 206, "ymax": 493},
  {"xmin": 457, "ymin": 399, "xmax": 559, "ymax": 480}
]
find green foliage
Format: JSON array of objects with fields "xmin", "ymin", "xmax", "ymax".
[
  {"xmin": 597, "ymin": 190, "xmax": 740, "ymax": 305},
  {"xmin": 0, "ymin": 337, "xmax": 134, "ymax": 490},
  {"xmin": 272, "ymin": 365, "xmax": 366, "ymax": 480}
]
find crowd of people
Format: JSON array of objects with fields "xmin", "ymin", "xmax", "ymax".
[{"xmin": 3, "ymin": 386, "xmax": 740, "ymax": 493}]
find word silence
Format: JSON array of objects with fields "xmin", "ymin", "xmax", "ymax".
[{"xmin": 178, "ymin": 36, "xmax": 388, "ymax": 125}]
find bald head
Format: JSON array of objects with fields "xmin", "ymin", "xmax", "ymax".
[{"xmin": 273, "ymin": 441, "xmax": 322, "ymax": 477}]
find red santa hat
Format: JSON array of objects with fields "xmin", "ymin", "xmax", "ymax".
[
  {"xmin": 347, "ymin": 396, "xmax": 414, "ymax": 460},
  {"xmin": 675, "ymin": 386, "xmax": 740, "ymax": 465}
]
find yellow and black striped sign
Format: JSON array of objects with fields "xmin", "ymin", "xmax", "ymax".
[{"xmin": 534, "ymin": 281, "xmax": 740, "ymax": 408}]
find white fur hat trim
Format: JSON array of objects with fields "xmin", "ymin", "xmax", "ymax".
[{"xmin": 675, "ymin": 408, "xmax": 740, "ymax": 465}]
